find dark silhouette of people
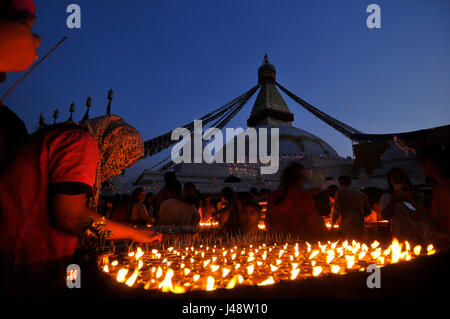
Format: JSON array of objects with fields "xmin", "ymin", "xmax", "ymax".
[{"xmin": 267, "ymin": 163, "xmax": 323, "ymax": 239}]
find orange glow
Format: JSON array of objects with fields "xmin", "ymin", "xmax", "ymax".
[
  {"xmin": 105, "ymin": 238, "xmax": 437, "ymax": 293},
  {"xmin": 330, "ymin": 265, "xmax": 340, "ymax": 274},
  {"xmin": 116, "ymin": 268, "xmax": 128, "ymax": 283},
  {"xmin": 125, "ymin": 269, "xmax": 139, "ymax": 287},
  {"xmin": 312, "ymin": 266, "xmax": 323, "ymax": 277},
  {"xmin": 413, "ymin": 245, "xmax": 421, "ymax": 256},
  {"xmin": 258, "ymin": 276, "xmax": 275, "ymax": 286},
  {"xmin": 206, "ymin": 276, "xmax": 215, "ymax": 291}
]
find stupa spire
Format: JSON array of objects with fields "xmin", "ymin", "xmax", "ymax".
[{"xmin": 247, "ymin": 55, "xmax": 294, "ymax": 127}]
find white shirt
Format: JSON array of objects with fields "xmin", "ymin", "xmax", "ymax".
[{"xmin": 158, "ymin": 198, "xmax": 200, "ymax": 226}]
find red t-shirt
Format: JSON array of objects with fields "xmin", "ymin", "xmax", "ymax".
[
  {"xmin": 0, "ymin": 128, "xmax": 98, "ymax": 289},
  {"xmin": 268, "ymin": 188, "xmax": 323, "ymax": 238}
]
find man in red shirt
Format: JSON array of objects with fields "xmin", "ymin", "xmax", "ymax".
[
  {"xmin": 0, "ymin": 1, "xmax": 162, "ymax": 295},
  {"xmin": 0, "ymin": 120, "xmax": 161, "ymax": 296}
]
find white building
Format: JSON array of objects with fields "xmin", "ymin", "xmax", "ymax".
[{"xmin": 134, "ymin": 57, "xmax": 356, "ymax": 193}]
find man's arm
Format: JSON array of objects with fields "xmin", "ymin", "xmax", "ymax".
[{"xmin": 50, "ymin": 193, "xmax": 161, "ymax": 243}]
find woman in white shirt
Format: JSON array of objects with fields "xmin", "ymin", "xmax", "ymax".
[{"xmin": 129, "ymin": 187, "xmax": 155, "ymax": 225}]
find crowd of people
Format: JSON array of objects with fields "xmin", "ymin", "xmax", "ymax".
[
  {"xmin": 97, "ymin": 172, "xmax": 273, "ymax": 236},
  {"xmin": 264, "ymin": 149, "xmax": 450, "ymax": 246},
  {"xmin": 96, "ymin": 144, "xmax": 450, "ymax": 249}
]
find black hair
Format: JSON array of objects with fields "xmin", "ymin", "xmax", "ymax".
[
  {"xmin": 167, "ymin": 181, "xmax": 182, "ymax": 200},
  {"xmin": 386, "ymin": 167, "xmax": 412, "ymax": 193},
  {"xmin": 163, "ymin": 171, "xmax": 177, "ymax": 185},
  {"xmin": 130, "ymin": 187, "xmax": 145, "ymax": 205},
  {"xmin": 274, "ymin": 163, "xmax": 305, "ymax": 205},
  {"xmin": 221, "ymin": 187, "xmax": 235, "ymax": 202}
]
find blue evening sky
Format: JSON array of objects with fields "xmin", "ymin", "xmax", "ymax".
[{"xmin": 2, "ymin": 0, "xmax": 449, "ymax": 180}]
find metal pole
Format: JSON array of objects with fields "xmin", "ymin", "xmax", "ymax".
[{"xmin": 0, "ymin": 35, "xmax": 69, "ymax": 103}]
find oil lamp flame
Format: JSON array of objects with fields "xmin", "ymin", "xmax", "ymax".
[{"xmin": 258, "ymin": 276, "xmax": 275, "ymax": 286}]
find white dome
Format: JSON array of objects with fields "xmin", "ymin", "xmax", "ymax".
[
  {"xmin": 214, "ymin": 124, "xmax": 339, "ymax": 161},
  {"xmin": 265, "ymin": 124, "xmax": 339, "ymax": 157}
]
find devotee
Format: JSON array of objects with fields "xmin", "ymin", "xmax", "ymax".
[
  {"xmin": 214, "ymin": 187, "xmax": 246, "ymax": 233},
  {"xmin": 364, "ymin": 187, "xmax": 384, "ymax": 222},
  {"xmin": 418, "ymin": 146, "xmax": 450, "ymax": 236},
  {"xmin": 183, "ymin": 181, "xmax": 200, "ymax": 208},
  {"xmin": 144, "ymin": 192, "xmax": 156, "ymax": 220},
  {"xmin": 380, "ymin": 168, "xmax": 417, "ymax": 219},
  {"xmin": 259, "ymin": 188, "xmax": 271, "ymax": 201},
  {"xmin": 199, "ymin": 196, "xmax": 216, "ymax": 222},
  {"xmin": 331, "ymin": 175, "xmax": 370, "ymax": 238},
  {"xmin": 157, "ymin": 181, "xmax": 201, "ymax": 226},
  {"xmin": 103, "ymin": 197, "xmax": 116, "ymax": 219},
  {"xmin": 383, "ymin": 148, "xmax": 450, "ymax": 246},
  {"xmin": 0, "ymin": 0, "xmax": 40, "ymax": 74},
  {"xmin": 0, "ymin": 0, "xmax": 38, "ymax": 171},
  {"xmin": 243, "ymin": 201, "xmax": 262, "ymax": 235},
  {"xmin": 0, "ymin": 115, "xmax": 162, "ymax": 296},
  {"xmin": 217, "ymin": 196, "xmax": 227, "ymax": 211},
  {"xmin": 155, "ymin": 171, "xmax": 178, "ymax": 216},
  {"xmin": 380, "ymin": 168, "xmax": 430, "ymax": 240},
  {"xmin": 267, "ymin": 163, "xmax": 324, "ymax": 239},
  {"xmin": 109, "ymin": 194, "xmax": 130, "ymax": 222},
  {"xmin": 381, "ymin": 162, "xmax": 449, "ymax": 246},
  {"xmin": 250, "ymin": 187, "xmax": 260, "ymax": 203},
  {"xmin": 313, "ymin": 189, "xmax": 333, "ymax": 217},
  {"xmin": 129, "ymin": 187, "xmax": 155, "ymax": 225},
  {"xmin": 97, "ymin": 196, "xmax": 115, "ymax": 218},
  {"xmin": 1, "ymin": 1, "xmax": 161, "ymax": 296}
]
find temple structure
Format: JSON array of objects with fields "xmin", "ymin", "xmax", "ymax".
[{"xmin": 134, "ymin": 56, "xmax": 356, "ymax": 193}]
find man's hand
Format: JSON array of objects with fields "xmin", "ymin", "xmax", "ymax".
[
  {"xmin": 0, "ymin": 13, "xmax": 41, "ymax": 72},
  {"xmin": 51, "ymin": 193, "xmax": 163, "ymax": 243}
]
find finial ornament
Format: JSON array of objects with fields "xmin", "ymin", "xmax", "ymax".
[
  {"xmin": 68, "ymin": 102, "xmax": 75, "ymax": 122},
  {"xmin": 82, "ymin": 96, "xmax": 92, "ymax": 121},
  {"xmin": 53, "ymin": 109, "xmax": 59, "ymax": 124},
  {"xmin": 257, "ymin": 54, "xmax": 276, "ymax": 84},
  {"xmin": 107, "ymin": 89, "xmax": 113, "ymax": 115}
]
